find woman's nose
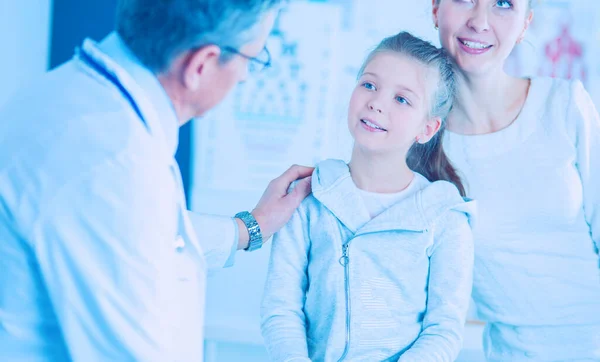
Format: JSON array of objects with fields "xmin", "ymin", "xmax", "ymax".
[{"xmin": 467, "ymin": 4, "xmax": 490, "ymax": 33}]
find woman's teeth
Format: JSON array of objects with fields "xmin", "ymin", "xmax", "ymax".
[{"xmin": 461, "ymin": 39, "xmax": 492, "ymax": 49}]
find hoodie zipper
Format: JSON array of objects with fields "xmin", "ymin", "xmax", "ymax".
[
  {"xmin": 335, "ymin": 229, "xmax": 428, "ymax": 361},
  {"xmin": 337, "ymin": 243, "xmax": 351, "ymax": 362}
]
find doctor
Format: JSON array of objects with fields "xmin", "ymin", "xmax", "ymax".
[{"xmin": 0, "ymin": 0, "xmax": 312, "ymax": 360}]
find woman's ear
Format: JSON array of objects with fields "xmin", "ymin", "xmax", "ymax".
[
  {"xmin": 518, "ymin": 10, "xmax": 534, "ymax": 44},
  {"xmin": 432, "ymin": 0, "xmax": 440, "ymax": 29},
  {"xmin": 418, "ymin": 116, "xmax": 442, "ymax": 144}
]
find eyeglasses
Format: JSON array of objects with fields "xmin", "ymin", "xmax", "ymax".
[{"xmin": 222, "ymin": 46, "xmax": 272, "ymax": 73}]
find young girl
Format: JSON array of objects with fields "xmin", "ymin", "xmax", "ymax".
[{"xmin": 261, "ymin": 32, "xmax": 475, "ymax": 362}]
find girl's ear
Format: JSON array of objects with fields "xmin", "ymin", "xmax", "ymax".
[{"xmin": 417, "ymin": 117, "xmax": 442, "ymax": 144}]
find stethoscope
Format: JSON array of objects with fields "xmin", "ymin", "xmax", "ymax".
[
  {"xmin": 76, "ymin": 46, "xmax": 148, "ymax": 129},
  {"xmin": 77, "ymin": 45, "xmax": 204, "ymax": 257}
]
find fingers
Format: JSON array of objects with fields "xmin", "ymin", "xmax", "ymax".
[
  {"xmin": 274, "ymin": 165, "xmax": 314, "ymax": 188},
  {"xmin": 287, "ymin": 176, "xmax": 312, "ymax": 207}
]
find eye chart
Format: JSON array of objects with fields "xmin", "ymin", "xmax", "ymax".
[{"xmin": 191, "ymin": 1, "xmax": 342, "ymax": 196}]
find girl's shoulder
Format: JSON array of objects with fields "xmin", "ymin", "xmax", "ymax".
[{"xmin": 413, "ymin": 173, "xmax": 477, "ymax": 229}]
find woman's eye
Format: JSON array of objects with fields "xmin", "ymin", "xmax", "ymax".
[{"xmin": 496, "ymin": 0, "xmax": 513, "ymax": 9}]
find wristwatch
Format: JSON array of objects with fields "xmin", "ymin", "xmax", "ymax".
[{"xmin": 234, "ymin": 211, "xmax": 263, "ymax": 252}]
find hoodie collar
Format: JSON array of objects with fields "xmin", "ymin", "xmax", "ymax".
[{"xmin": 311, "ymin": 159, "xmax": 475, "ymax": 235}]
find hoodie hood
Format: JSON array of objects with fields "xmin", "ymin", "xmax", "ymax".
[{"xmin": 310, "ymin": 159, "xmax": 476, "ymax": 235}]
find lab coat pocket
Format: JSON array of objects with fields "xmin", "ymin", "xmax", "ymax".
[{"xmin": 173, "ymin": 235, "xmax": 198, "ymax": 283}]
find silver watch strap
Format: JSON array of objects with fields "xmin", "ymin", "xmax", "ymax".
[{"xmin": 234, "ymin": 211, "xmax": 263, "ymax": 252}]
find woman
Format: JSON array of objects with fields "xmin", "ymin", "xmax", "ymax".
[{"xmin": 432, "ymin": 0, "xmax": 600, "ymax": 360}]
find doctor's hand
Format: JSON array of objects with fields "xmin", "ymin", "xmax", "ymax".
[{"xmin": 236, "ymin": 164, "xmax": 314, "ymax": 250}]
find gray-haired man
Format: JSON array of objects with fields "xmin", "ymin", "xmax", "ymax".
[{"xmin": 0, "ymin": 0, "xmax": 312, "ymax": 360}]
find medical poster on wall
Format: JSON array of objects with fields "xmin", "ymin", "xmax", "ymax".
[{"xmin": 506, "ymin": 0, "xmax": 600, "ymax": 106}]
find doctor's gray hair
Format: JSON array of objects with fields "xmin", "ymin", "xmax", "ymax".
[
  {"xmin": 116, "ymin": 0, "xmax": 284, "ymax": 73},
  {"xmin": 358, "ymin": 31, "xmax": 465, "ymax": 197}
]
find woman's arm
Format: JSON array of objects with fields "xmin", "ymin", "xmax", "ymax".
[{"xmin": 569, "ymin": 80, "xmax": 600, "ymax": 255}]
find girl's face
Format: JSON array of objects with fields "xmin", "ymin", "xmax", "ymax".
[
  {"xmin": 347, "ymin": 53, "xmax": 441, "ymax": 155},
  {"xmin": 433, "ymin": 0, "xmax": 533, "ymax": 75}
]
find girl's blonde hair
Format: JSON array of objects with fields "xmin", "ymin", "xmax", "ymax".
[{"xmin": 358, "ymin": 31, "xmax": 465, "ymax": 196}]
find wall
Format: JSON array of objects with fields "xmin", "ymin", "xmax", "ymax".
[{"xmin": 0, "ymin": 0, "xmax": 53, "ymax": 107}]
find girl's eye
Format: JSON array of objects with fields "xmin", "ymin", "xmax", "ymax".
[
  {"xmin": 396, "ymin": 96, "xmax": 409, "ymax": 105},
  {"xmin": 362, "ymin": 82, "xmax": 376, "ymax": 91}
]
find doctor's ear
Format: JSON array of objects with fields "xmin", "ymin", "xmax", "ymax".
[{"xmin": 182, "ymin": 45, "xmax": 222, "ymax": 91}]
